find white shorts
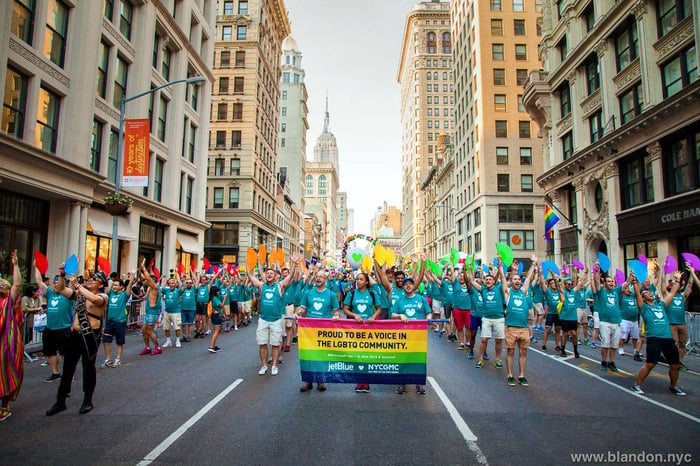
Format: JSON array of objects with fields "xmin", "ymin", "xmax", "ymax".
[
  {"xmin": 577, "ymin": 308, "xmax": 589, "ymax": 324},
  {"xmin": 620, "ymin": 319, "xmax": 640, "ymax": 340},
  {"xmin": 533, "ymin": 302, "xmax": 544, "ymax": 316},
  {"xmin": 481, "ymin": 317, "xmax": 505, "ymax": 339},
  {"xmin": 256, "ymin": 318, "xmax": 283, "ymax": 346},
  {"xmin": 162, "ymin": 312, "xmax": 181, "ymax": 331},
  {"xmin": 599, "ymin": 321, "xmax": 621, "ymax": 349},
  {"xmin": 431, "ymin": 299, "xmax": 443, "ymax": 315},
  {"xmin": 244, "ymin": 300, "xmax": 252, "ymax": 313},
  {"xmin": 528, "ymin": 308, "xmax": 535, "ymax": 322},
  {"xmin": 592, "ymin": 311, "xmax": 600, "ymax": 329}
]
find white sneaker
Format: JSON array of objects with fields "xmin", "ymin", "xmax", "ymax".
[
  {"xmin": 175, "ymin": 339, "xmax": 181, "ymax": 348},
  {"xmin": 234, "ymin": 326, "xmax": 239, "ymax": 331},
  {"xmin": 618, "ymin": 348, "xmax": 625, "ymax": 356},
  {"xmin": 205, "ymin": 330, "xmax": 212, "ymax": 335},
  {"xmin": 162, "ymin": 339, "xmax": 172, "ymax": 348},
  {"xmin": 258, "ymin": 365, "xmax": 268, "ymax": 375},
  {"xmin": 271, "ymin": 366, "xmax": 279, "ymax": 376}
]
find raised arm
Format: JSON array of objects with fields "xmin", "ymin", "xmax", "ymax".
[
  {"xmin": 34, "ymin": 260, "xmax": 48, "ymax": 294},
  {"xmin": 663, "ymin": 271, "xmax": 683, "ymax": 307},
  {"xmin": 373, "ymin": 259, "xmax": 392, "ymax": 295},
  {"xmin": 414, "ymin": 252, "xmax": 427, "ymax": 285},
  {"xmin": 279, "ymin": 253, "xmax": 301, "ymax": 292},
  {"xmin": 633, "ymin": 279, "xmax": 644, "ymax": 309},
  {"xmin": 9, "ymin": 250, "xmax": 21, "ymax": 302},
  {"xmin": 574, "ymin": 268, "xmax": 588, "ymax": 292},
  {"xmin": 684, "ymin": 263, "xmax": 699, "ymax": 299},
  {"xmin": 54, "ymin": 264, "xmax": 76, "ymax": 300},
  {"xmin": 591, "ymin": 262, "xmax": 601, "ymax": 294},
  {"xmin": 246, "ymin": 263, "xmax": 263, "ymax": 290},
  {"xmin": 521, "ymin": 255, "xmax": 537, "ymax": 295}
]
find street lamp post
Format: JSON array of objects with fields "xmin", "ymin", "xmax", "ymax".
[{"xmin": 111, "ymin": 76, "xmax": 206, "ymax": 272}]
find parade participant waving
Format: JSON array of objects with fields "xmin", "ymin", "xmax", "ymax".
[
  {"xmin": 591, "ymin": 262, "xmax": 628, "ymax": 372},
  {"xmin": 470, "ymin": 260, "xmax": 507, "ymax": 369},
  {"xmin": 138, "ymin": 260, "xmax": 162, "ymax": 356},
  {"xmin": 559, "ymin": 268, "xmax": 588, "ymax": 358},
  {"xmin": 539, "ymin": 269, "xmax": 562, "ymax": 352},
  {"xmin": 503, "ymin": 255, "xmax": 537, "ymax": 386},
  {"xmin": 0, "ymin": 250, "xmax": 23, "ymax": 421},
  {"xmin": 101, "ymin": 272, "xmax": 134, "ymax": 368}
]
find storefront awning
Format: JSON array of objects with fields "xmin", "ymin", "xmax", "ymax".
[
  {"xmin": 87, "ymin": 209, "xmax": 138, "ymax": 241},
  {"xmin": 176, "ymin": 232, "xmax": 201, "ymax": 254}
]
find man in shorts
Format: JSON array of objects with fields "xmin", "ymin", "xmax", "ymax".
[
  {"xmin": 503, "ymin": 257, "xmax": 537, "ymax": 386},
  {"xmin": 161, "ymin": 277, "xmax": 182, "ymax": 348},
  {"xmin": 34, "ymin": 265, "xmax": 72, "ymax": 382},
  {"xmin": 530, "ymin": 276, "xmax": 545, "ymax": 331},
  {"xmin": 592, "ymin": 263, "xmax": 628, "ymax": 372},
  {"xmin": 179, "ymin": 277, "xmax": 197, "ymax": 341},
  {"xmin": 470, "ymin": 262, "xmax": 507, "ymax": 369},
  {"xmin": 194, "ymin": 275, "xmax": 210, "ymax": 338},
  {"xmin": 660, "ymin": 263, "xmax": 699, "ymax": 367},
  {"xmin": 281, "ymin": 267, "xmax": 300, "ymax": 352},
  {"xmin": 539, "ymin": 274, "xmax": 562, "ymax": 352},
  {"xmin": 618, "ymin": 284, "xmax": 640, "ymax": 357},
  {"xmin": 101, "ymin": 276, "xmax": 134, "ymax": 367}
]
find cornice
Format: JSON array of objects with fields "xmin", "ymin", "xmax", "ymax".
[
  {"xmin": 612, "ymin": 58, "xmax": 641, "ymax": 95},
  {"xmin": 653, "ymin": 16, "xmax": 695, "ymax": 64}
]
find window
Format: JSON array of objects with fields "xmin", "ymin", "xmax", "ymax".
[
  {"xmin": 229, "ymin": 187, "xmax": 239, "ymax": 208},
  {"xmin": 215, "ymin": 130, "xmax": 225, "ymax": 148},
  {"xmin": 119, "ymin": 0, "xmax": 132, "ymax": 40},
  {"xmin": 567, "ymin": 185, "xmax": 578, "ymax": 224},
  {"xmin": 516, "ymin": 69, "xmax": 528, "ymax": 86},
  {"xmin": 157, "ymin": 95, "xmax": 168, "ymax": 141},
  {"xmin": 231, "ymin": 130, "xmax": 241, "ymax": 148},
  {"xmin": 281, "ymin": 123, "xmax": 286, "ymax": 132},
  {"xmin": 475, "ymin": 232, "xmax": 482, "ymax": 252},
  {"xmin": 222, "ymin": 25, "xmax": 232, "ymax": 41},
  {"xmin": 108, "ymin": 129, "xmax": 118, "ymax": 183},
  {"xmin": 2, "ymin": 67, "xmax": 28, "ymax": 139},
  {"xmin": 426, "ymin": 32, "xmax": 436, "ymax": 53},
  {"xmin": 305, "ymin": 175, "xmax": 314, "ymax": 195},
  {"xmin": 219, "ymin": 77, "xmax": 229, "ymax": 93},
  {"xmin": 492, "ymin": 44, "xmax": 504, "ymax": 61},
  {"xmin": 589, "ymin": 110, "xmax": 603, "ymax": 143},
  {"xmin": 498, "ymin": 204, "xmax": 533, "ymax": 223},
  {"xmin": 490, "ymin": 0, "xmax": 502, "ymax": 11},
  {"xmin": 44, "ymin": 0, "xmax": 68, "ymax": 67},
  {"xmin": 515, "ymin": 44, "xmax": 527, "ymax": 60},
  {"xmin": 519, "ymin": 121, "xmax": 531, "ymax": 138},
  {"xmin": 282, "ymin": 72, "xmax": 290, "ymax": 83},
  {"xmin": 614, "ymin": 18, "xmax": 638, "ymax": 72},
  {"xmin": 474, "ymin": 207, "xmax": 482, "ymax": 227},
  {"xmin": 521, "ymin": 174, "xmax": 534, "ymax": 192},
  {"xmin": 658, "ymin": 0, "xmax": 692, "ymax": 37},
  {"xmin": 496, "ymin": 147, "xmax": 508, "ymax": 165},
  {"xmin": 619, "ymin": 82, "xmax": 644, "ymax": 124},
  {"xmin": 582, "ymin": 2, "xmax": 595, "ymax": 31},
  {"xmin": 235, "ymin": 25, "xmax": 246, "ymax": 39},
  {"xmin": 235, "ymin": 51, "xmax": 245, "ymax": 67},
  {"xmin": 281, "ymin": 107, "xmax": 287, "ymax": 117},
  {"xmin": 494, "ymin": 68, "xmax": 505, "ymax": 85},
  {"xmin": 513, "ymin": 0, "xmax": 524, "ymax": 12},
  {"xmin": 230, "ymin": 158, "xmax": 240, "ymax": 175},
  {"xmin": 188, "ymin": 123, "xmax": 195, "ymax": 162},
  {"xmin": 113, "ymin": 55, "xmax": 128, "ymax": 108},
  {"xmin": 232, "ymin": 102, "xmax": 243, "ymax": 120},
  {"xmin": 153, "ymin": 157, "xmax": 164, "ymax": 202},
  {"xmin": 90, "ymin": 119, "xmax": 102, "ymax": 173},
  {"xmin": 584, "ymin": 54, "xmax": 600, "ymax": 95},
  {"xmin": 558, "ymin": 82, "xmax": 571, "ymax": 117},
  {"xmin": 318, "ymin": 175, "xmax": 327, "ymax": 195},
  {"xmin": 663, "ymin": 129, "xmax": 700, "ymax": 196},
  {"xmin": 662, "ymin": 46, "xmax": 697, "ymax": 98},
  {"xmin": 12, "ymin": 0, "xmax": 35, "ymax": 44},
  {"xmin": 518, "ymin": 95, "xmax": 525, "ymax": 112},
  {"xmin": 184, "ymin": 177, "xmax": 193, "ymax": 214},
  {"xmin": 494, "ymin": 94, "xmax": 506, "ymax": 112},
  {"xmin": 495, "ymin": 120, "xmax": 507, "ymax": 137},
  {"xmin": 219, "ymin": 51, "xmax": 230, "ymax": 68},
  {"xmin": 620, "ymin": 151, "xmax": 655, "ymax": 209},
  {"xmin": 213, "ymin": 187, "xmax": 223, "ymax": 208},
  {"xmin": 497, "ymin": 174, "xmax": 510, "ymax": 192},
  {"xmin": 217, "ymin": 103, "xmax": 227, "ymax": 120},
  {"xmin": 238, "ymin": 0, "xmax": 248, "ymax": 14},
  {"xmin": 161, "ymin": 47, "xmax": 171, "ymax": 80},
  {"xmin": 514, "ymin": 19, "xmax": 525, "ymax": 35},
  {"xmin": 35, "ymin": 86, "xmax": 60, "ymax": 153},
  {"xmin": 557, "ymin": 37, "xmax": 568, "ymax": 61},
  {"xmin": 189, "ymin": 77, "xmax": 198, "ymax": 110},
  {"xmin": 491, "ymin": 19, "xmax": 503, "ymax": 36},
  {"xmin": 233, "ymin": 76, "xmax": 244, "ymax": 93},
  {"xmin": 556, "ymin": 0, "xmax": 565, "ymax": 20},
  {"xmin": 442, "ymin": 32, "xmax": 451, "ymax": 53},
  {"xmin": 520, "ymin": 147, "xmax": 532, "ymax": 165},
  {"xmin": 499, "ymin": 230, "xmax": 535, "ymax": 250},
  {"xmin": 223, "ymin": 0, "xmax": 233, "ymax": 15},
  {"xmin": 96, "ymin": 40, "xmax": 109, "ymax": 98},
  {"xmin": 562, "ymin": 131, "xmax": 574, "ymax": 159}
]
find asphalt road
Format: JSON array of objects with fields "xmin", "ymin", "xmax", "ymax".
[{"xmin": 3, "ymin": 323, "xmax": 699, "ymax": 465}]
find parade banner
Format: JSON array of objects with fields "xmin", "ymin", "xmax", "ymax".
[
  {"xmin": 122, "ymin": 118, "xmax": 150, "ymax": 187},
  {"xmin": 298, "ymin": 318, "xmax": 427, "ymax": 384}
]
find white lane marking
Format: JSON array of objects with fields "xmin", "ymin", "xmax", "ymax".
[
  {"xmin": 137, "ymin": 378, "xmax": 244, "ymax": 466},
  {"xmin": 531, "ymin": 349, "xmax": 700, "ymax": 425},
  {"xmin": 428, "ymin": 376, "xmax": 489, "ymax": 465}
]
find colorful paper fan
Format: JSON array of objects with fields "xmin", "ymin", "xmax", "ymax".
[
  {"xmin": 269, "ymin": 250, "xmax": 277, "ymax": 267},
  {"xmin": 246, "ymin": 248, "xmax": 257, "ymax": 271},
  {"xmin": 682, "ymin": 252, "xmax": 700, "ymax": 271},
  {"xmin": 258, "ymin": 244, "xmax": 267, "ymax": 266},
  {"xmin": 97, "ymin": 257, "xmax": 111, "ymax": 275},
  {"xmin": 276, "ymin": 248, "xmax": 285, "ymax": 266},
  {"xmin": 571, "ymin": 260, "xmax": 585, "ymax": 271},
  {"xmin": 374, "ymin": 243, "xmax": 386, "ymax": 266},
  {"xmin": 153, "ymin": 266, "xmax": 161, "ymax": 281},
  {"xmin": 190, "ymin": 261, "xmax": 196, "ymax": 272},
  {"xmin": 597, "ymin": 252, "xmax": 611, "ymax": 273},
  {"xmin": 664, "ymin": 256, "xmax": 677, "ymax": 275},
  {"xmin": 614, "ymin": 269, "xmax": 626, "ymax": 286},
  {"xmin": 541, "ymin": 260, "xmax": 559, "ymax": 279},
  {"xmin": 177, "ymin": 262, "xmax": 185, "ymax": 275},
  {"xmin": 34, "ymin": 251, "xmax": 49, "ymax": 276},
  {"xmin": 361, "ymin": 255, "xmax": 373, "ymax": 273},
  {"xmin": 203, "ymin": 257, "xmax": 211, "ymax": 273},
  {"xmin": 517, "ymin": 261, "xmax": 524, "ymax": 275},
  {"xmin": 451, "ymin": 247, "xmax": 459, "ymax": 266},
  {"xmin": 638, "ymin": 254, "xmax": 648, "ymax": 266},
  {"xmin": 385, "ymin": 249, "xmax": 396, "ymax": 268},
  {"xmin": 629, "ymin": 259, "xmax": 648, "ymax": 284},
  {"xmin": 64, "ymin": 254, "xmax": 79, "ymax": 276},
  {"xmin": 495, "ymin": 242, "xmax": 514, "ymax": 267}
]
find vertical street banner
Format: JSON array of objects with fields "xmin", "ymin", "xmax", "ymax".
[
  {"xmin": 298, "ymin": 318, "xmax": 428, "ymax": 384},
  {"xmin": 122, "ymin": 118, "xmax": 150, "ymax": 187}
]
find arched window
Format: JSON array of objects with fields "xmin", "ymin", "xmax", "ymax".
[
  {"xmin": 427, "ymin": 32, "xmax": 436, "ymax": 53},
  {"xmin": 318, "ymin": 175, "xmax": 327, "ymax": 195},
  {"xmin": 442, "ymin": 32, "xmax": 451, "ymax": 54},
  {"xmin": 305, "ymin": 175, "xmax": 314, "ymax": 195}
]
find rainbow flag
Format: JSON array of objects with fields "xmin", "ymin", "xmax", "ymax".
[
  {"xmin": 544, "ymin": 205, "xmax": 560, "ymax": 242},
  {"xmin": 298, "ymin": 318, "xmax": 428, "ymax": 384}
]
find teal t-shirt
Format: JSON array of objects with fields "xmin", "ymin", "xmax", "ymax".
[
  {"xmin": 107, "ymin": 290, "xmax": 129, "ymax": 322},
  {"xmin": 259, "ymin": 282, "xmax": 284, "ymax": 322},
  {"xmin": 301, "ymin": 287, "xmax": 339, "ymax": 318},
  {"xmin": 426, "ymin": 282, "xmax": 441, "ymax": 300},
  {"xmin": 281, "ymin": 279, "xmax": 297, "ymax": 305},
  {"xmin": 211, "ymin": 294, "xmax": 223, "ymax": 314},
  {"xmin": 544, "ymin": 288, "xmax": 561, "ymax": 315},
  {"xmin": 391, "ymin": 293, "xmax": 431, "ymax": 320},
  {"xmin": 505, "ymin": 288, "xmax": 529, "ymax": 328},
  {"xmin": 162, "ymin": 287, "xmax": 181, "ymax": 313},
  {"xmin": 620, "ymin": 292, "xmax": 639, "ymax": 321},
  {"xmin": 390, "ymin": 284, "xmax": 405, "ymax": 307},
  {"xmin": 452, "ymin": 279, "xmax": 472, "ymax": 310},
  {"xmin": 195, "ymin": 285, "xmax": 209, "ymax": 304},
  {"xmin": 470, "ymin": 287, "xmax": 485, "ymax": 317},
  {"xmin": 596, "ymin": 287, "xmax": 622, "ymax": 324},
  {"xmin": 371, "ymin": 282, "xmax": 390, "ymax": 310},
  {"xmin": 45, "ymin": 288, "xmax": 73, "ymax": 329},
  {"xmin": 343, "ymin": 288, "xmax": 375, "ymax": 319},
  {"xmin": 145, "ymin": 288, "xmax": 162, "ymax": 316},
  {"xmin": 228, "ymin": 283, "xmax": 240, "ymax": 302},
  {"xmin": 480, "ymin": 285, "xmax": 505, "ymax": 319},
  {"xmin": 440, "ymin": 279, "xmax": 454, "ymax": 306},
  {"xmin": 219, "ymin": 286, "xmax": 230, "ymax": 306},
  {"xmin": 180, "ymin": 287, "xmax": 197, "ymax": 311},
  {"xmin": 640, "ymin": 302, "xmax": 672, "ymax": 339},
  {"xmin": 667, "ymin": 294, "xmax": 687, "ymax": 325},
  {"xmin": 531, "ymin": 284, "xmax": 544, "ymax": 304},
  {"xmin": 560, "ymin": 289, "xmax": 578, "ymax": 321}
]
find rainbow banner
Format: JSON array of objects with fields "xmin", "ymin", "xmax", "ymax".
[
  {"xmin": 298, "ymin": 318, "xmax": 428, "ymax": 384},
  {"xmin": 544, "ymin": 204, "xmax": 560, "ymax": 242}
]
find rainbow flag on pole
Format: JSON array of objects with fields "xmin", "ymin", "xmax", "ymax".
[
  {"xmin": 298, "ymin": 318, "xmax": 428, "ymax": 385},
  {"xmin": 544, "ymin": 205, "xmax": 560, "ymax": 242}
]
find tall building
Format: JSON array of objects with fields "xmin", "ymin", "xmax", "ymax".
[
  {"xmin": 451, "ymin": 0, "xmax": 546, "ymax": 265},
  {"xmin": 1, "ymin": 0, "xmax": 214, "ymax": 279},
  {"xmin": 337, "ymin": 190, "xmax": 348, "ymax": 243},
  {"xmin": 205, "ymin": 0, "xmax": 290, "ymax": 265},
  {"xmin": 421, "ymin": 133, "xmax": 455, "ymax": 261},
  {"xmin": 524, "ymin": 1, "xmax": 699, "ymax": 277},
  {"xmin": 313, "ymin": 96, "xmax": 340, "ymax": 172},
  {"xmin": 397, "ymin": 0, "xmax": 452, "ymax": 257}
]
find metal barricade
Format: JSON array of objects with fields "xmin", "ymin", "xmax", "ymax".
[
  {"xmin": 128, "ymin": 298, "xmax": 145, "ymax": 329},
  {"xmin": 23, "ymin": 312, "xmax": 44, "ymax": 362},
  {"xmin": 685, "ymin": 312, "xmax": 700, "ymax": 355}
]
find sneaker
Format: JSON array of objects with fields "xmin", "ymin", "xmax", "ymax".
[
  {"xmin": 317, "ymin": 383, "xmax": 326, "ymax": 392},
  {"xmin": 495, "ymin": 360, "xmax": 503, "ymax": 369},
  {"xmin": 679, "ymin": 363, "xmax": 688, "ymax": 372},
  {"xmin": 300, "ymin": 382, "xmax": 313, "ymax": 392},
  {"xmin": 214, "ymin": 346, "xmax": 221, "ymax": 351},
  {"xmin": 554, "ymin": 346, "xmax": 561, "ymax": 352},
  {"xmin": 162, "ymin": 340, "xmax": 172, "ymax": 348},
  {"xmin": 151, "ymin": 347, "xmax": 162, "ymax": 355},
  {"xmin": 292, "ymin": 336, "xmax": 298, "ymax": 343},
  {"xmin": 589, "ymin": 342, "xmax": 597, "ymax": 349},
  {"xmin": 234, "ymin": 326, "xmax": 239, "ymax": 331},
  {"xmin": 458, "ymin": 343, "xmax": 466, "ymax": 350},
  {"xmin": 416, "ymin": 385, "xmax": 426, "ymax": 394},
  {"xmin": 633, "ymin": 353, "xmax": 643, "ymax": 362},
  {"xmin": 600, "ymin": 361, "xmax": 608, "ymax": 371},
  {"xmin": 608, "ymin": 362, "xmax": 619, "ymax": 372},
  {"xmin": 284, "ymin": 345, "xmax": 290, "ymax": 352},
  {"xmin": 271, "ymin": 366, "xmax": 279, "ymax": 376},
  {"xmin": 507, "ymin": 376, "xmax": 516, "ymax": 386},
  {"xmin": 618, "ymin": 348, "xmax": 625, "ymax": 356},
  {"xmin": 518, "ymin": 377, "xmax": 529, "ymax": 387},
  {"xmin": 362, "ymin": 385, "xmax": 370, "ymax": 393},
  {"xmin": 224, "ymin": 327, "xmax": 230, "ymax": 333},
  {"xmin": 175, "ymin": 339, "xmax": 181, "ymax": 348},
  {"xmin": 438, "ymin": 331, "xmax": 444, "ymax": 337},
  {"xmin": 112, "ymin": 359, "xmax": 121, "ymax": 367},
  {"xmin": 669, "ymin": 386, "xmax": 687, "ymax": 396},
  {"xmin": 355, "ymin": 384, "xmax": 362, "ymax": 393},
  {"xmin": 467, "ymin": 352, "xmax": 474, "ymax": 360},
  {"xmin": 41, "ymin": 360, "xmax": 49, "ymax": 367},
  {"xmin": 574, "ymin": 349, "xmax": 580, "ymax": 358},
  {"xmin": 44, "ymin": 373, "xmax": 61, "ymax": 383},
  {"xmin": 258, "ymin": 365, "xmax": 268, "ymax": 375},
  {"xmin": 631, "ymin": 385, "xmax": 645, "ymax": 395},
  {"xmin": 0, "ymin": 408, "xmax": 11, "ymax": 422},
  {"xmin": 475, "ymin": 360, "xmax": 484, "ymax": 368},
  {"xmin": 483, "ymin": 353, "xmax": 489, "ymax": 361},
  {"xmin": 530, "ymin": 337, "xmax": 538, "ymax": 343},
  {"xmin": 396, "ymin": 384, "xmax": 406, "ymax": 394},
  {"xmin": 205, "ymin": 330, "xmax": 212, "ymax": 335},
  {"xmin": 101, "ymin": 359, "xmax": 113, "ymax": 368},
  {"xmin": 542, "ymin": 345, "xmax": 547, "ymax": 351},
  {"xmin": 208, "ymin": 347, "xmax": 218, "ymax": 353},
  {"xmin": 139, "ymin": 347, "xmax": 151, "ymax": 355}
]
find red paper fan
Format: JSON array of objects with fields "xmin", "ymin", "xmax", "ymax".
[
  {"xmin": 34, "ymin": 251, "xmax": 49, "ymax": 276},
  {"xmin": 97, "ymin": 257, "xmax": 111, "ymax": 275}
]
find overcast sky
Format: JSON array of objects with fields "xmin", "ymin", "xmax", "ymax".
[{"xmin": 285, "ymin": 0, "xmax": 417, "ymax": 235}]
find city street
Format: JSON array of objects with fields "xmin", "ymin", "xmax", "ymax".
[{"xmin": 2, "ymin": 322, "xmax": 699, "ymax": 465}]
